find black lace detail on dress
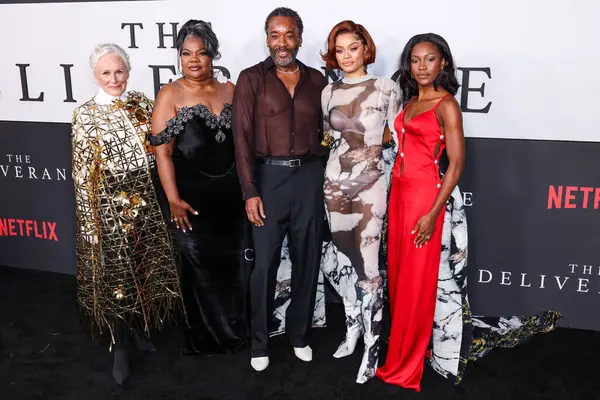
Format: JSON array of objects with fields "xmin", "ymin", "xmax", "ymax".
[{"xmin": 148, "ymin": 103, "xmax": 232, "ymax": 146}]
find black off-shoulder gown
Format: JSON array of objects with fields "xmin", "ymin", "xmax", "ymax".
[{"xmin": 149, "ymin": 102, "xmax": 247, "ymax": 354}]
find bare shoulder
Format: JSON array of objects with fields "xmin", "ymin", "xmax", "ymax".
[
  {"xmin": 223, "ymin": 80, "xmax": 235, "ymax": 97},
  {"xmin": 155, "ymin": 79, "xmax": 183, "ymax": 104},
  {"xmin": 438, "ymin": 94, "xmax": 461, "ymax": 118},
  {"xmin": 152, "ymin": 81, "xmax": 183, "ymax": 132}
]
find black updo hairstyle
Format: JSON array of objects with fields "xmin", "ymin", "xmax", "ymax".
[{"xmin": 175, "ymin": 19, "xmax": 221, "ymax": 72}]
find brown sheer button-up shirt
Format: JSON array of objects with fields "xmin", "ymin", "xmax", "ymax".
[{"xmin": 232, "ymin": 57, "xmax": 327, "ymax": 200}]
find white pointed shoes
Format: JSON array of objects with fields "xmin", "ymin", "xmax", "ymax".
[
  {"xmin": 293, "ymin": 345, "xmax": 313, "ymax": 362},
  {"xmin": 251, "ymin": 345, "xmax": 312, "ymax": 371},
  {"xmin": 250, "ymin": 356, "xmax": 269, "ymax": 371}
]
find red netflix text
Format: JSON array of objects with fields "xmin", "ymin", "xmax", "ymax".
[
  {"xmin": 0, "ymin": 218, "xmax": 58, "ymax": 241},
  {"xmin": 547, "ymin": 186, "xmax": 600, "ymax": 209}
]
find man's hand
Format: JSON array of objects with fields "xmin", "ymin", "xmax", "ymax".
[{"xmin": 245, "ymin": 197, "xmax": 266, "ymax": 226}]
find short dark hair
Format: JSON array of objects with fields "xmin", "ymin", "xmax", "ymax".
[
  {"xmin": 398, "ymin": 33, "xmax": 459, "ymax": 106},
  {"xmin": 264, "ymin": 7, "xmax": 304, "ymax": 37},
  {"xmin": 175, "ymin": 19, "xmax": 221, "ymax": 60},
  {"xmin": 321, "ymin": 20, "xmax": 376, "ymax": 69}
]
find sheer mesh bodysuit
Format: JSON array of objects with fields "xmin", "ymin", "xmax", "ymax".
[{"xmin": 321, "ymin": 74, "xmax": 399, "ymax": 383}]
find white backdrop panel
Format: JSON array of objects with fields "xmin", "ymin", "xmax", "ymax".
[{"xmin": 0, "ymin": 0, "xmax": 598, "ymax": 142}]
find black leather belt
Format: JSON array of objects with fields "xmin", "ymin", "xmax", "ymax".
[{"xmin": 257, "ymin": 155, "xmax": 315, "ymax": 168}]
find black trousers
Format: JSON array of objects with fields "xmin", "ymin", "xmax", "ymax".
[{"xmin": 250, "ymin": 158, "xmax": 325, "ymax": 357}]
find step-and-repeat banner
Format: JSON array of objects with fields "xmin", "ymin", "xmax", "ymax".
[{"xmin": 0, "ymin": 0, "xmax": 598, "ymax": 330}]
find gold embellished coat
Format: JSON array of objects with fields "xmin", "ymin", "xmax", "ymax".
[{"xmin": 71, "ymin": 90, "xmax": 182, "ymax": 343}]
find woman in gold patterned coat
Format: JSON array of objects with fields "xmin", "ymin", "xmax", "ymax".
[{"xmin": 71, "ymin": 43, "xmax": 182, "ymax": 385}]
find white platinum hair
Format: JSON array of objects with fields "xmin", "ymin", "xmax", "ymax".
[{"xmin": 89, "ymin": 43, "xmax": 131, "ymax": 71}]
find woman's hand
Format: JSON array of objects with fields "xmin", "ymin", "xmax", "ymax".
[
  {"xmin": 411, "ymin": 212, "xmax": 437, "ymax": 247},
  {"xmin": 169, "ymin": 198, "xmax": 197, "ymax": 232}
]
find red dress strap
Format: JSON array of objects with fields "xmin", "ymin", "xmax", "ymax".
[{"xmin": 432, "ymin": 93, "xmax": 453, "ymax": 111}]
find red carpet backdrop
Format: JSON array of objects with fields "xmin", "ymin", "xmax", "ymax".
[{"xmin": 0, "ymin": 0, "xmax": 598, "ymax": 330}]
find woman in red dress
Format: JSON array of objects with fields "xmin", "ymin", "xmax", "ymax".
[{"xmin": 376, "ymin": 33, "xmax": 464, "ymax": 391}]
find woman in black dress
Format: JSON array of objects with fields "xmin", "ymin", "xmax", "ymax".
[{"xmin": 150, "ymin": 19, "xmax": 246, "ymax": 354}]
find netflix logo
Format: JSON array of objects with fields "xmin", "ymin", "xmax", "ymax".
[
  {"xmin": 547, "ymin": 185, "xmax": 600, "ymax": 210},
  {"xmin": 0, "ymin": 218, "xmax": 58, "ymax": 242}
]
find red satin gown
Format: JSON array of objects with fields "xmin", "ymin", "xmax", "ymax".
[{"xmin": 376, "ymin": 94, "xmax": 452, "ymax": 391}]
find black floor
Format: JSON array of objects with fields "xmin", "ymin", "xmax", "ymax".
[{"xmin": 0, "ymin": 265, "xmax": 598, "ymax": 400}]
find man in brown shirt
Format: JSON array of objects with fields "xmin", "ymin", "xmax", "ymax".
[{"xmin": 232, "ymin": 7, "xmax": 327, "ymax": 372}]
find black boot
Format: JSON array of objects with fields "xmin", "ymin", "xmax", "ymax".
[
  {"xmin": 112, "ymin": 344, "xmax": 131, "ymax": 385},
  {"xmin": 132, "ymin": 328, "xmax": 156, "ymax": 352}
]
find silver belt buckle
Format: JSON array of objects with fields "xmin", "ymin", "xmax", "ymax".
[{"xmin": 288, "ymin": 159, "xmax": 301, "ymax": 167}]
